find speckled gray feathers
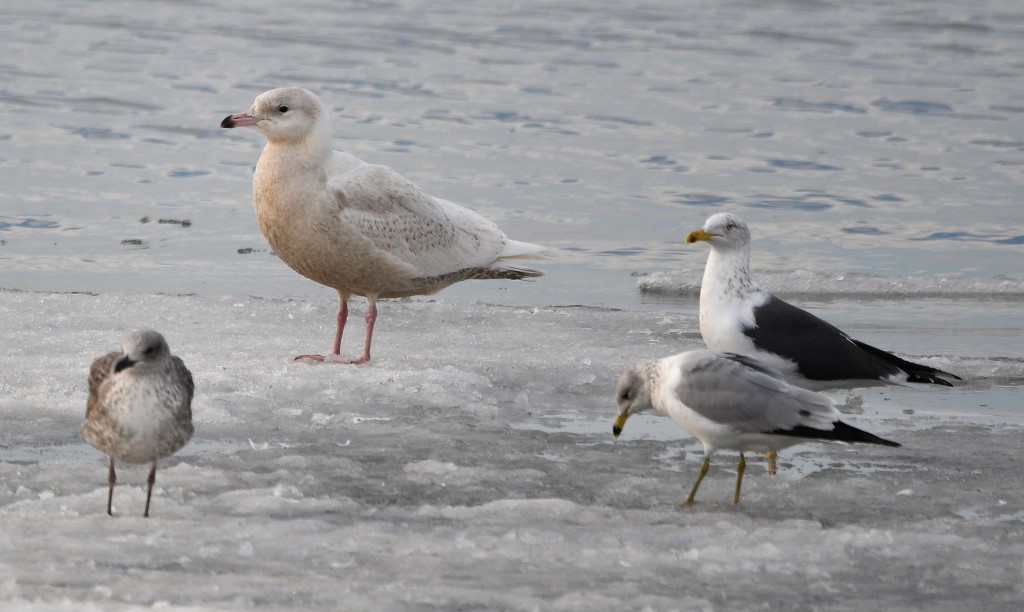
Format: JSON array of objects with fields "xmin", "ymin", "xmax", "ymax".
[
  {"xmin": 82, "ymin": 330, "xmax": 194, "ymax": 516},
  {"xmin": 82, "ymin": 331, "xmax": 194, "ymax": 464}
]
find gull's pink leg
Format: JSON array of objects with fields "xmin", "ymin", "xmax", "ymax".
[
  {"xmin": 352, "ymin": 296, "xmax": 377, "ymax": 364},
  {"xmin": 331, "ymin": 298, "xmax": 348, "ymax": 355},
  {"xmin": 295, "ymin": 292, "xmax": 377, "ymax": 364},
  {"xmin": 295, "ymin": 291, "xmax": 349, "ymax": 363},
  {"xmin": 327, "ymin": 296, "xmax": 375, "ymax": 364}
]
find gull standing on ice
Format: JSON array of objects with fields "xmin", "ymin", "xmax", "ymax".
[
  {"xmin": 686, "ymin": 212, "xmax": 961, "ymax": 390},
  {"xmin": 220, "ymin": 87, "xmax": 545, "ymax": 364},
  {"xmin": 612, "ymin": 350, "xmax": 900, "ymax": 505},
  {"xmin": 82, "ymin": 330, "xmax": 194, "ymax": 517}
]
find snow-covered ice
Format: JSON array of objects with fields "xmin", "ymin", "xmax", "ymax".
[
  {"xmin": 2, "ymin": 0, "xmax": 1023, "ymax": 607},
  {"xmin": 1, "ymin": 290, "xmax": 1022, "ymax": 610}
]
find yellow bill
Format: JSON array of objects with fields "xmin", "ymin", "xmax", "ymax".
[{"xmin": 685, "ymin": 228, "xmax": 718, "ymax": 244}]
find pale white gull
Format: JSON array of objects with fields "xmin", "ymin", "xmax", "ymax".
[
  {"xmin": 613, "ymin": 350, "xmax": 900, "ymax": 505},
  {"xmin": 220, "ymin": 87, "xmax": 545, "ymax": 364},
  {"xmin": 81, "ymin": 330, "xmax": 194, "ymax": 517},
  {"xmin": 686, "ymin": 212, "xmax": 961, "ymax": 391}
]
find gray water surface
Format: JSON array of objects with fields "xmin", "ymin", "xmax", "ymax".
[{"xmin": 1, "ymin": 0, "xmax": 1021, "ymax": 309}]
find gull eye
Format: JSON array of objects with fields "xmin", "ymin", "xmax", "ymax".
[
  {"xmin": 143, "ymin": 346, "xmax": 155, "ymax": 356},
  {"xmin": 725, "ymin": 223, "xmax": 736, "ymax": 231},
  {"xmin": 278, "ymin": 105, "xmax": 289, "ymax": 113}
]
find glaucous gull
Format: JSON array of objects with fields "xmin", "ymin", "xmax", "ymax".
[{"xmin": 221, "ymin": 88, "xmax": 545, "ymax": 364}]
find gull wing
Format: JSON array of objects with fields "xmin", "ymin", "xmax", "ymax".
[{"xmin": 673, "ymin": 351, "xmax": 840, "ymax": 435}]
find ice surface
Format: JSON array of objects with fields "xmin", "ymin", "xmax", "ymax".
[
  {"xmin": 1, "ymin": 290, "xmax": 1023, "ymax": 610},
  {"xmin": 2, "ymin": 0, "xmax": 1024, "ymax": 606}
]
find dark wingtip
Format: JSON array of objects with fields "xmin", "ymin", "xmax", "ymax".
[
  {"xmin": 507, "ymin": 266, "xmax": 544, "ymax": 280},
  {"xmin": 770, "ymin": 422, "xmax": 900, "ymax": 448},
  {"xmin": 220, "ymin": 115, "xmax": 235, "ymax": 128},
  {"xmin": 906, "ymin": 372, "xmax": 960, "ymax": 386},
  {"xmin": 848, "ymin": 339, "xmax": 963, "ymax": 386},
  {"xmin": 858, "ymin": 429, "xmax": 901, "ymax": 448},
  {"xmin": 839, "ymin": 422, "xmax": 901, "ymax": 448}
]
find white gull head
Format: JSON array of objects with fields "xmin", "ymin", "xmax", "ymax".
[
  {"xmin": 221, "ymin": 87, "xmax": 332, "ymax": 153},
  {"xmin": 116, "ymin": 329, "xmax": 173, "ymax": 373},
  {"xmin": 685, "ymin": 212, "xmax": 753, "ymax": 255}
]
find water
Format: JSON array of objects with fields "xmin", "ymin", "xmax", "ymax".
[
  {"xmin": 2, "ymin": 1, "xmax": 1024, "ymax": 609},
  {"xmin": 1, "ymin": 0, "xmax": 1021, "ymax": 309}
]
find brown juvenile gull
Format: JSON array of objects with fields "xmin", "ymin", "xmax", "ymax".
[
  {"xmin": 685, "ymin": 212, "xmax": 961, "ymax": 391},
  {"xmin": 612, "ymin": 350, "xmax": 900, "ymax": 505},
  {"xmin": 82, "ymin": 330, "xmax": 194, "ymax": 517},
  {"xmin": 220, "ymin": 87, "xmax": 545, "ymax": 364}
]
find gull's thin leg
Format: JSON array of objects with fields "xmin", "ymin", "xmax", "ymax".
[
  {"xmin": 354, "ymin": 295, "xmax": 378, "ymax": 364},
  {"xmin": 766, "ymin": 451, "xmax": 777, "ymax": 477},
  {"xmin": 106, "ymin": 457, "xmax": 116, "ymax": 516},
  {"xmin": 684, "ymin": 456, "xmax": 711, "ymax": 505},
  {"xmin": 330, "ymin": 294, "xmax": 349, "ymax": 355},
  {"xmin": 733, "ymin": 452, "xmax": 746, "ymax": 505},
  {"xmin": 323, "ymin": 295, "xmax": 377, "ymax": 364},
  {"xmin": 295, "ymin": 290, "xmax": 349, "ymax": 362},
  {"xmin": 143, "ymin": 461, "xmax": 157, "ymax": 518}
]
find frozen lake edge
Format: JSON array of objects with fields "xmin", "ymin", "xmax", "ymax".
[{"xmin": 0, "ymin": 289, "xmax": 1022, "ymax": 610}]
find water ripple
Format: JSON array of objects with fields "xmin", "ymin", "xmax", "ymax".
[
  {"xmin": 64, "ymin": 126, "xmax": 130, "ymax": 140},
  {"xmin": 913, "ymin": 231, "xmax": 1024, "ymax": 245},
  {"xmin": 872, "ymin": 99, "xmax": 954, "ymax": 116},
  {"xmin": 0, "ymin": 218, "xmax": 59, "ymax": 231},
  {"xmin": 773, "ymin": 99, "xmax": 867, "ymax": 114},
  {"xmin": 767, "ymin": 159, "xmax": 842, "ymax": 172}
]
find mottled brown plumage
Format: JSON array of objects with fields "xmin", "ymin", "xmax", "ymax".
[{"xmin": 82, "ymin": 330, "xmax": 194, "ymax": 517}]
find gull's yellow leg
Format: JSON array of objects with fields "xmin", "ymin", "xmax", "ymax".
[
  {"xmin": 766, "ymin": 451, "xmax": 777, "ymax": 477},
  {"xmin": 733, "ymin": 452, "xmax": 746, "ymax": 505},
  {"xmin": 684, "ymin": 456, "xmax": 711, "ymax": 505}
]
